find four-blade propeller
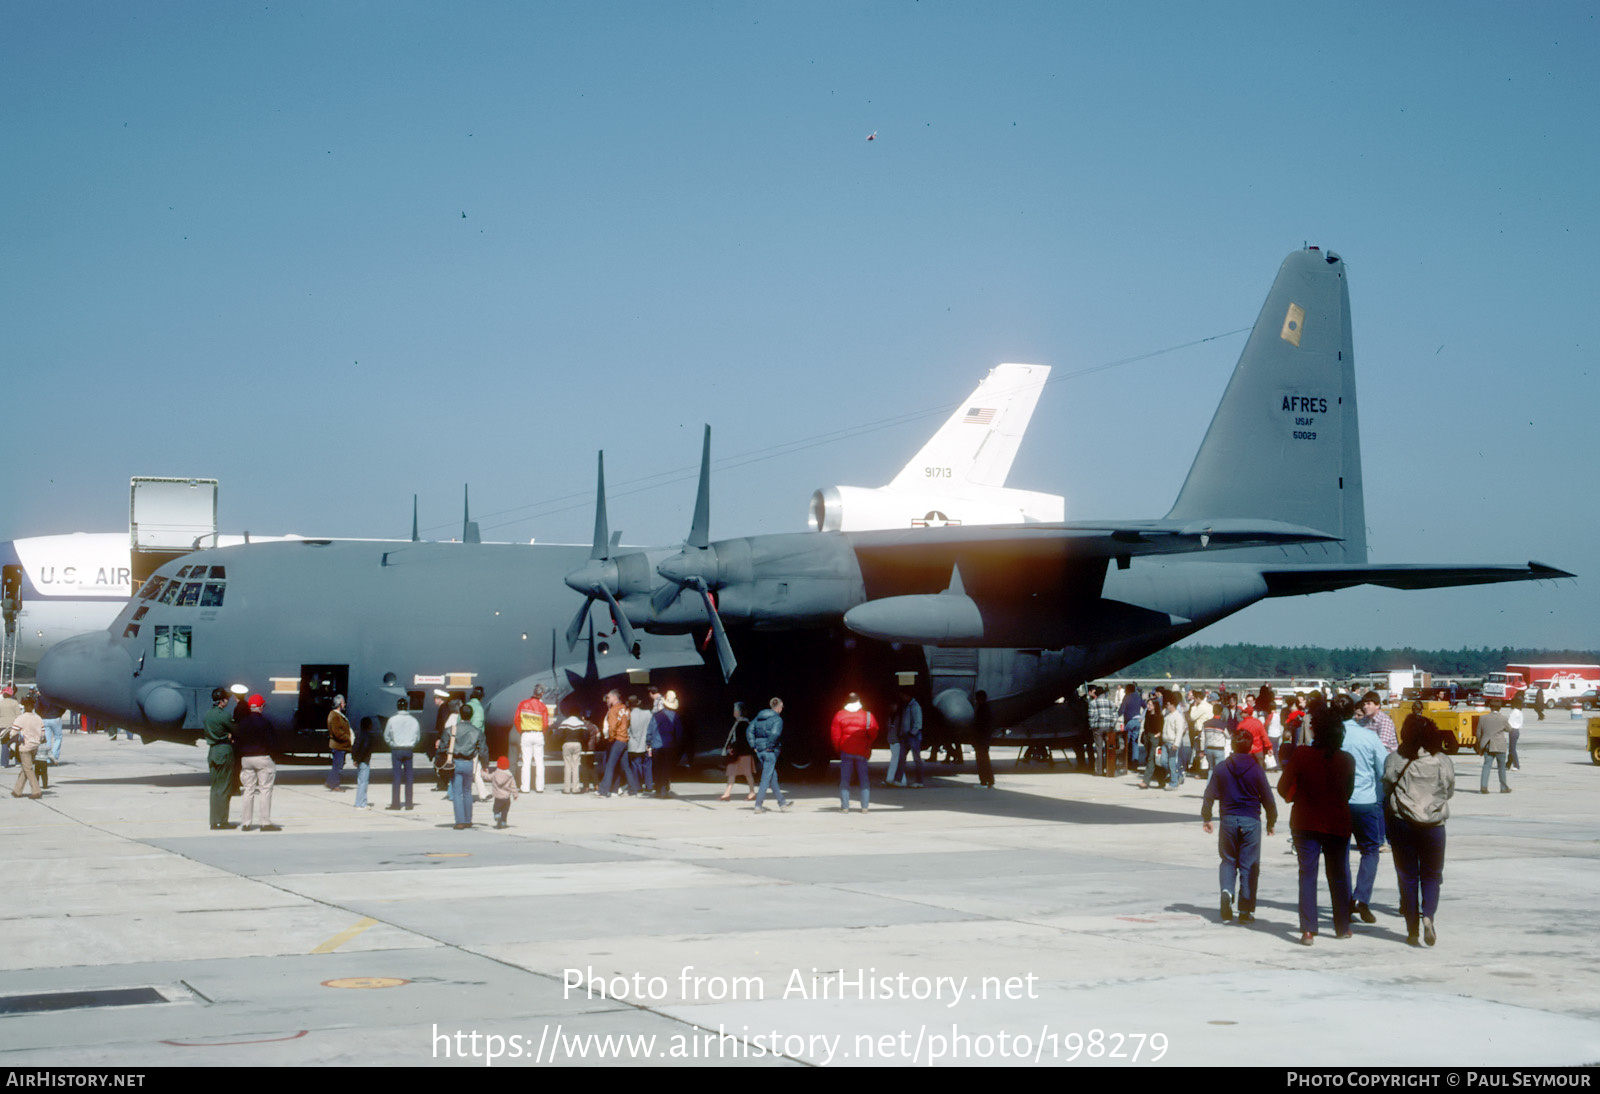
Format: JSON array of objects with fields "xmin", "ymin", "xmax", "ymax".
[
  {"xmin": 561, "ymin": 452, "xmax": 640, "ymax": 655},
  {"xmin": 560, "ymin": 426, "xmax": 739, "ymax": 682},
  {"xmin": 649, "ymin": 425, "xmax": 737, "ymax": 681}
]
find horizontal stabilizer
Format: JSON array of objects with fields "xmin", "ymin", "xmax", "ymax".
[{"xmin": 1261, "ymin": 561, "xmax": 1574, "ymax": 597}]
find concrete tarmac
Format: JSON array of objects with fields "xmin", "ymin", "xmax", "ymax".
[{"xmin": 2, "ymin": 714, "xmax": 1597, "ymax": 1068}]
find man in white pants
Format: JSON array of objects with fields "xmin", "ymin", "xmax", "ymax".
[{"xmin": 513, "ymin": 685, "xmax": 549, "ymax": 793}]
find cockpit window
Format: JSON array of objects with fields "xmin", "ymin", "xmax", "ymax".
[
  {"xmin": 122, "ymin": 624, "xmax": 140, "ymax": 638},
  {"xmin": 200, "ymin": 583, "xmax": 225, "ymax": 607},
  {"xmin": 209, "ymin": 565, "xmax": 227, "ymax": 579},
  {"xmin": 139, "ymin": 577, "xmax": 166, "ymax": 600},
  {"xmin": 158, "ymin": 581, "xmax": 183, "ymax": 605},
  {"xmin": 133, "ymin": 606, "xmax": 148, "ymax": 621},
  {"xmin": 178, "ymin": 582, "xmax": 202, "ymax": 606}
]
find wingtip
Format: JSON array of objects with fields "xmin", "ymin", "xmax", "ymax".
[{"xmin": 1528, "ymin": 561, "xmax": 1577, "ymax": 579}]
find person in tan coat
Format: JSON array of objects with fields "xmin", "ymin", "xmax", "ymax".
[
  {"xmin": 327, "ymin": 695, "xmax": 352, "ymax": 791},
  {"xmin": 7, "ymin": 695, "xmax": 45, "ymax": 799}
]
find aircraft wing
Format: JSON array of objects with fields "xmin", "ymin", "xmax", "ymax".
[
  {"xmin": 848, "ymin": 518, "xmax": 1340, "ymax": 562},
  {"xmin": 1259, "ymin": 561, "xmax": 1574, "ymax": 596}
]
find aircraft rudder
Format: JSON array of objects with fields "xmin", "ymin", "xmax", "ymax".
[
  {"xmin": 888, "ymin": 362, "xmax": 1049, "ymax": 491},
  {"xmin": 1167, "ymin": 247, "xmax": 1365, "ymax": 562}
]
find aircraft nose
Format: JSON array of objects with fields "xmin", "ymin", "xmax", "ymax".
[{"xmin": 37, "ymin": 632, "xmax": 137, "ymax": 725}]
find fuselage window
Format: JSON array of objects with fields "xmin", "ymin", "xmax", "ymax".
[
  {"xmin": 154, "ymin": 625, "xmax": 192, "ymax": 659},
  {"xmin": 158, "ymin": 582, "xmax": 183, "ymax": 605},
  {"xmin": 139, "ymin": 577, "xmax": 167, "ymax": 601},
  {"xmin": 200, "ymin": 583, "xmax": 225, "ymax": 607},
  {"xmin": 209, "ymin": 566, "xmax": 227, "ymax": 579},
  {"xmin": 178, "ymin": 582, "xmax": 202, "ymax": 606}
]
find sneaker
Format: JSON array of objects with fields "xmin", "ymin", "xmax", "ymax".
[
  {"xmin": 1220, "ymin": 891, "xmax": 1233, "ymax": 923},
  {"xmin": 1336, "ymin": 930, "xmax": 1353, "ymax": 940},
  {"xmin": 1422, "ymin": 916, "xmax": 1437, "ymax": 946},
  {"xmin": 778, "ymin": 803, "xmax": 791, "ymax": 813},
  {"xmin": 1299, "ymin": 933, "xmax": 1315, "ymax": 946},
  {"xmin": 1238, "ymin": 912, "xmax": 1255, "ymax": 925},
  {"xmin": 860, "ymin": 804, "xmax": 870, "ymax": 812},
  {"xmin": 753, "ymin": 806, "xmax": 768, "ymax": 814}
]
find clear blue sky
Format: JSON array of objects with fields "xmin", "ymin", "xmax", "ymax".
[{"xmin": 3, "ymin": 1, "xmax": 1594, "ymax": 649}]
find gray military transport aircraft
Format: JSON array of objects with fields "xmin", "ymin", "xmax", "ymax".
[{"xmin": 37, "ymin": 247, "xmax": 1571, "ymax": 763}]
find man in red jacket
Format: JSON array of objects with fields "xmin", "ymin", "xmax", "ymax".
[{"xmin": 831, "ymin": 693, "xmax": 878, "ymax": 814}]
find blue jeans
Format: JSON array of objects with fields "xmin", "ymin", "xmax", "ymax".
[
  {"xmin": 600, "ymin": 741, "xmax": 636, "ymax": 796},
  {"xmin": 43, "ymin": 718, "xmax": 63, "ymax": 763},
  {"xmin": 885, "ymin": 742, "xmax": 902, "ymax": 783},
  {"xmin": 839, "ymin": 755, "xmax": 869, "ymax": 809},
  {"xmin": 1219, "ymin": 816, "xmax": 1262, "ymax": 911},
  {"xmin": 1348, "ymin": 801, "xmax": 1385, "ymax": 905},
  {"xmin": 1388, "ymin": 813, "xmax": 1446, "ymax": 936},
  {"xmin": 354, "ymin": 760, "xmax": 371, "ymax": 808},
  {"xmin": 1293, "ymin": 831, "xmax": 1352, "ymax": 936},
  {"xmin": 755, "ymin": 749, "xmax": 786, "ymax": 808},
  {"xmin": 1127, "ymin": 721, "xmax": 1144, "ymax": 765},
  {"xmin": 631, "ymin": 751, "xmax": 652, "ymax": 792},
  {"xmin": 1480, "ymin": 752, "xmax": 1509, "ymax": 792},
  {"xmin": 1204, "ymin": 747, "xmax": 1226, "ymax": 774},
  {"xmin": 390, "ymin": 750, "xmax": 413, "ymax": 808},
  {"xmin": 327, "ymin": 750, "xmax": 346, "ymax": 789},
  {"xmin": 451, "ymin": 764, "xmax": 474, "ymax": 825},
  {"xmin": 1162, "ymin": 743, "xmax": 1184, "ymax": 786}
]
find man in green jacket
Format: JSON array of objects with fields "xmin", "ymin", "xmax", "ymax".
[{"xmin": 203, "ymin": 688, "xmax": 237, "ymax": 829}]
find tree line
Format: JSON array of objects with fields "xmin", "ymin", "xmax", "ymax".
[{"xmin": 1120, "ymin": 645, "xmax": 1600, "ymax": 680}]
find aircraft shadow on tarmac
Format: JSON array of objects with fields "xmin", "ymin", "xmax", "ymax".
[{"xmin": 62, "ymin": 767, "xmax": 1189, "ymax": 825}]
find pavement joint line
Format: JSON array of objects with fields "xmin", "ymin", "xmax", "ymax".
[
  {"xmin": 81, "ymin": 793, "xmax": 813, "ymax": 1056},
  {"xmin": 310, "ymin": 916, "xmax": 382, "ymax": 954}
]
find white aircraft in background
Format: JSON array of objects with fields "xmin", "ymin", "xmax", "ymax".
[{"xmin": 808, "ymin": 362, "xmax": 1064, "ymax": 532}]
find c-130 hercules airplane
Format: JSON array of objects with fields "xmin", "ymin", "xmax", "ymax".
[{"xmin": 38, "ymin": 248, "xmax": 1571, "ymax": 757}]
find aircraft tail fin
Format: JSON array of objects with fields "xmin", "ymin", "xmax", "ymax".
[
  {"xmin": 1166, "ymin": 248, "xmax": 1366, "ymax": 563},
  {"xmin": 889, "ymin": 363, "xmax": 1050, "ymax": 490}
]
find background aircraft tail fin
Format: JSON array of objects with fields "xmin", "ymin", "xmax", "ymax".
[
  {"xmin": 889, "ymin": 363, "xmax": 1049, "ymax": 490},
  {"xmin": 1166, "ymin": 248, "xmax": 1366, "ymax": 563}
]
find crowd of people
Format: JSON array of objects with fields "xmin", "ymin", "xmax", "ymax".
[
  {"xmin": 1196, "ymin": 688, "xmax": 1465, "ymax": 947},
  {"xmin": 5, "ymin": 673, "xmax": 1528, "ymax": 949}
]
